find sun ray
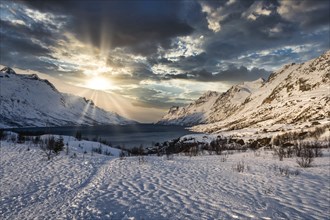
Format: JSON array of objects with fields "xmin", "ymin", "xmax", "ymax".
[
  {"xmin": 77, "ymin": 99, "xmax": 92, "ymax": 125},
  {"xmin": 90, "ymin": 90, "xmax": 98, "ymax": 122}
]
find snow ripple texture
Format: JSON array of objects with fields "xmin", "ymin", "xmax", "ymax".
[{"xmin": 1, "ymin": 142, "xmax": 329, "ymax": 220}]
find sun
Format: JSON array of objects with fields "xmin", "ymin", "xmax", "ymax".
[{"xmin": 85, "ymin": 76, "xmax": 112, "ymax": 91}]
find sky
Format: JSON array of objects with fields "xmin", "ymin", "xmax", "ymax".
[{"xmin": 0, "ymin": 0, "xmax": 329, "ymax": 122}]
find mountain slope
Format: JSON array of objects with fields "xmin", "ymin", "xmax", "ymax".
[
  {"xmin": 158, "ymin": 51, "xmax": 330, "ymax": 133},
  {"xmin": 158, "ymin": 91, "xmax": 220, "ymax": 125},
  {"xmin": 0, "ymin": 67, "xmax": 135, "ymax": 128},
  {"xmin": 158, "ymin": 78, "xmax": 264, "ymax": 126}
]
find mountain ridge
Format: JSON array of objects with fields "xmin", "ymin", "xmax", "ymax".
[
  {"xmin": 0, "ymin": 68, "xmax": 136, "ymax": 128},
  {"xmin": 158, "ymin": 51, "xmax": 330, "ymax": 133}
]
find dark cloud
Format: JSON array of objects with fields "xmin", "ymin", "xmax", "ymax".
[
  {"xmin": 0, "ymin": 18, "xmax": 58, "ymax": 71},
  {"xmin": 165, "ymin": 65, "xmax": 270, "ymax": 82},
  {"xmin": 3, "ymin": 0, "xmax": 329, "ymax": 74},
  {"xmin": 0, "ymin": 17, "xmax": 56, "ymax": 50},
  {"xmin": 150, "ymin": 52, "xmax": 210, "ymax": 73},
  {"xmin": 19, "ymin": 0, "xmax": 194, "ymax": 55},
  {"xmin": 277, "ymin": 0, "xmax": 330, "ymax": 28}
]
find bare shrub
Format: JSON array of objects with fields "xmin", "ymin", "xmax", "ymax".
[
  {"xmin": 17, "ymin": 133, "xmax": 25, "ymax": 143},
  {"xmin": 138, "ymin": 155, "xmax": 146, "ymax": 165},
  {"xmin": 75, "ymin": 131, "xmax": 82, "ymax": 141},
  {"xmin": 10, "ymin": 134, "xmax": 17, "ymax": 143},
  {"xmin": 92, "ymin": 144, "xmax": 102, "ymax": 154},
  {"xmin": 273, "ymin": 147, "xmax": 286, "ymax": 161},
  {"xmin": 313, "ymin": 147, "xmax": 323, "ymax": 158},
  {"xmin": 254, "ymin": 150, "xmax": 261, "ymax": 157},
  {"xmin": 285, "ymin": 146, "xmax": 294, "ymax": 158},
  {"xmin": 263, "ymin": 186, "xmax": 275, "ymax": 195},
  {"xmin": 296, "ymin": 146, "xmax": 314, "ymax": 168},
  {"xmin": 269, "ymin": 164, "xmax": 300, "ymax": 177},
  {"xmin": 278, "ymin": 166, "xmax": 290, "ymax": 176},
  {"xmin": 191, "ymin": 144, "xmax": 199, "ymax": 157},
  {"xmin": 272, "ymin": 124, "xmax": 330, "ymax": 146},
  {"xmin": 220, "ymin": 153, "xmax": 228, "ymax": 162},
  {"xmin": 293, "ymin": 144, "xmax": 303, "ymax": 157},
  {"xmin": 210, "ymin": 138, "xmax": 225, "ymax": 155},
  {"xmin": 232, "ymin": 161, "xmax": 245, "ymax": 173},
  {"xmin": 103, "ymin": 150, "xmax": 113, "ymax": 156},
  {"xmin": 130, "ymin": 144, "xmax": 145, "ymax": 156},
  {"xmin": 165, "ymin": 147, "xmax": 174, "ymax": 160}
]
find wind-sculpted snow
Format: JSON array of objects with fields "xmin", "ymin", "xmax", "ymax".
[
  {"xmin": 0, "ymin": 69, "xmax": 135, "ymax": 128},
  {"xmin": 1, "ymin": 140, "xmax": 329, "ymax": 219}
]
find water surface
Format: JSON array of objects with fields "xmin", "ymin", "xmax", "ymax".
[{"xmin": 8, "ymin": 124, "xmax": 199, "ymax": 148}]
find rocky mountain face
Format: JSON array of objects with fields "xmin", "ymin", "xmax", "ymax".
[
  {"xmin": 158, "ymin": 51, "xmax": 330, "ymax": 133},
  {"xmin": 0, "ymin": 67, "xmax": 135, "ymax": 128}
]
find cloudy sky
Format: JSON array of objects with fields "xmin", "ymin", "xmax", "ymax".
[{"xmin": 1, "ymin": 0, "xmax": 329, "ymax": 122}]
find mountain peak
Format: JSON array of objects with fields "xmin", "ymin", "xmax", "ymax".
[
  {"xmin": 201, "ymin": 91, "xmax": 219, "ymax": 98},
  {"xmin": 0, "ymin": 66, "xmax": 16, "ymax": 74}
]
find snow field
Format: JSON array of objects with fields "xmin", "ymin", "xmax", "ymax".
[{"xmin": 1, "ymin": 140, "xmax": 329, "ymax": 220}]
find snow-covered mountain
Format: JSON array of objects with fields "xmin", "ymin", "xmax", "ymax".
[
  {"xmin": 158, "ymin": 91, "xmax": 220, "ymax": 125},
  {"xmin": 158, "ymin": 51, "xmax": 330, "ymax": 133},
  {"xmin": 0, "ymin": 67, "xmax": 135, "ymax": 128}
]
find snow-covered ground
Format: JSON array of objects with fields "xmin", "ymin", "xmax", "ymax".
[{"xmin": 1, "ymin": 138, "xmax": 329, "ymax": 220}]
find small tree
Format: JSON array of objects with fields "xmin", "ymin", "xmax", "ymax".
[
  {"xmin": 137, "ymin": 144, "xmax": 146, "ymax": 164},
  {"xmin": 119, "ymin": 149, "xmax": 126, "ymax": 160},
  {"xmin": 10, "ymin": 134, "xmax": 17, "ymax": 143},
  {"xmin": 40, "ymin": 136, "xmax": 64, "ymax": 160},
  {"xmin": 17, "ymin": 133, "xmax": 25, "ymax": 143},
  {"xmin": 75, "ymin": 131, "xmax": 82, "ymax": 141},
  {"xmin": 54, "ymin": 136, "xmax": 64, "ymax": 154},
  {"xmin": 210, "ymin": 139, "xmax": 225, "ymax": 155},
  {"xmin": 0, "ymin": 130, "xmax": 5, "ymax": 140},
  {"xmin": 66, "ymin": 143, "xmax": 69, "ymax": 155}
]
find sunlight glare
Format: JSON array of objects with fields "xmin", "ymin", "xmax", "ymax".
[{"xmin": 86, "ymin": 76, "xmax": 112, "ymax": 91}]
